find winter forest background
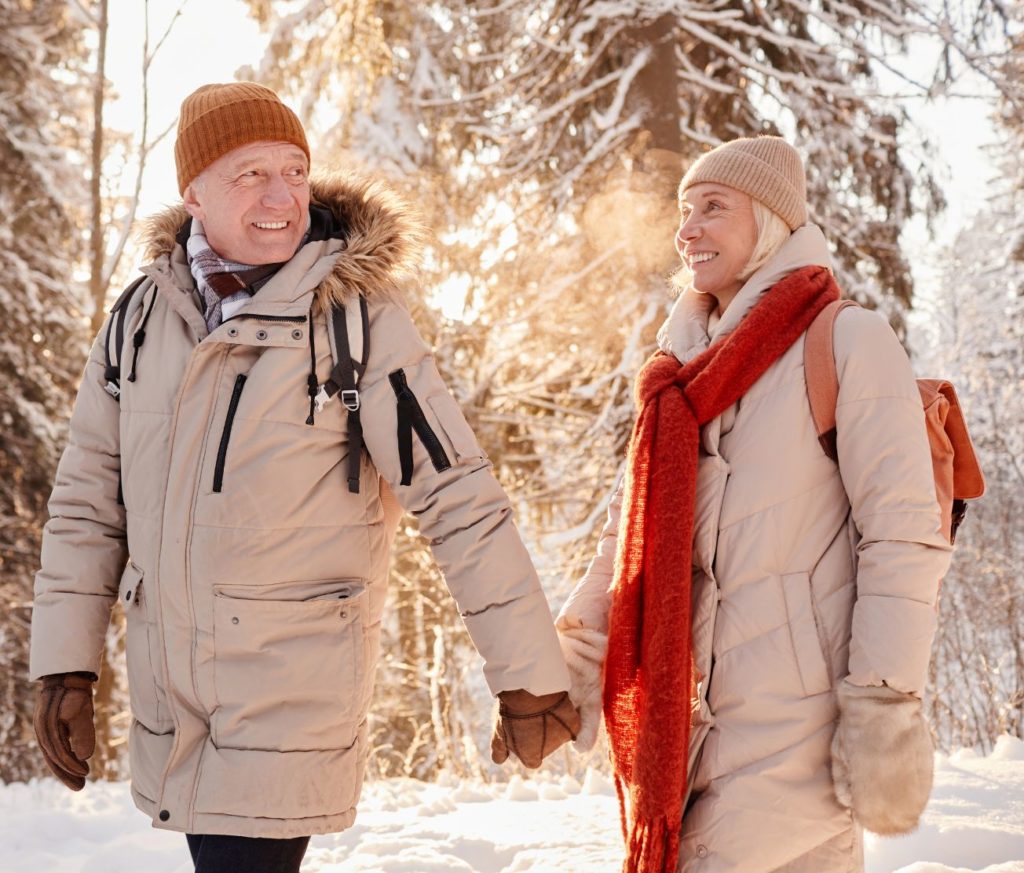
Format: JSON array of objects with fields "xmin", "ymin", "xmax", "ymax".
[{"xmin": 0, "ymin": 0, "xmax": 1022, "ymax": 790}]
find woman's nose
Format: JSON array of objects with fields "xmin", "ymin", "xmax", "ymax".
[{"xmin": 675, "ymin": 218, "xmax": 699, "ymax": 256}]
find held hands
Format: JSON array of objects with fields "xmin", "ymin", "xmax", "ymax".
[
  {"xmin": 491, "ymin": 689, "xmax": 581, "ymax": 769},
  {"xmin": 33, "ymin": 672, "xmax": 97, "ymax": 791},
  {"xmin": 558, "ymin": 627, "xmax": 608, "ymax": 752}
]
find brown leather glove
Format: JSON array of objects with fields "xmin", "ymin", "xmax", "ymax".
[
  {"xmin": 491, "ymin": 689, "xmax": 581, "ymax": 769},
  {"xmin": 33, "ymin": 672, "xmax": 97, "ymax": 791}
]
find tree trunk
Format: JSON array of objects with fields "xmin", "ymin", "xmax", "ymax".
[
  {"xmin": 85, "ymin": 0, "xmax": 121, "ymax": 778},
  {"xmin": 88, "ymin": 0, "xmax": 108, "ymax": 336},
  {"xmin": 624, "ymin": 13, "xmax": 680, "ymax": 151}
]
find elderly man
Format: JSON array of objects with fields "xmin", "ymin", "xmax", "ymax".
[{"xmin": 30, "ymin": 82, "xmax": 578, "ymax": 873}]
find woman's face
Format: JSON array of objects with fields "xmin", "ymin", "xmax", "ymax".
[{"xmin": 675, "ymin": 183, "xmax": 758, "ymax": 307}]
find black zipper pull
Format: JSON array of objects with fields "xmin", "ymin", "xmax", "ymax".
[
  {"xmin": 213, "ymin": 374, "xmax": 248, "ymax": 493},
  {"xmin": 387, "ymin": 369, "xmax": 452, "ymax": 482},
  {"xmin": 390, "ymin": 371, "xmax": 415, "ymax": 486}
]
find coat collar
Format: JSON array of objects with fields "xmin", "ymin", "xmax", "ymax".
[
  {"xmin": 137, "ymin": 173, "xmax": 426, "ymax": 326},
  {"xmin": 657, "ymin": 224, "xmax": 834, "ymax": 364}
]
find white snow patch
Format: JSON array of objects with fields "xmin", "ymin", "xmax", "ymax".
[
  {"xmin": 450, "ymin": 781, "xmax": 494, "ymax": 803},
  {"xmin": 503, "ymin": 775, "xmax": 538, "ymax": 802},
  {"xmin": 580, "ymin": 766, "xmax": 616, "ymax": 796},
  {"xmin": 867, "ymin": 744, "xmax": 1024, "ymax": 873},
  {"xmin": 1, "ymin": 741, "xmax": 1021, "ymax": 872},
  {"xmin": 538, "ymin": 783, "xmax": 568, "ymax": 801},
  {"xmin": 991, "ymin": 735, "xmax": 1024, "ymax": 762}
]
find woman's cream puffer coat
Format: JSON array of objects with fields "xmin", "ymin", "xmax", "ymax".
[{"xmin": 558, "ymin": 226, "xmax": 952, "ymax": 872}]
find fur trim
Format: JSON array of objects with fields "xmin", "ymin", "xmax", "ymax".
[
  {"xmin": 831, "ymin": 679, "xmax": 934, "ymax": 835},
  {"xmin": 558, "ymin": 627, "xmax": 607, "ymax": 752},
  {"xmin": 136, "ymin": 172, "xmax": 427, "ymax": 312}
]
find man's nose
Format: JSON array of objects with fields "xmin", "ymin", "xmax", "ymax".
[{"xmin": 262, "ymin": 174, "xmax": 292, "ymax": 206}]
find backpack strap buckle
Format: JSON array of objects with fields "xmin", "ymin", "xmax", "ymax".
[
  {"xmin": 340, "ymin": 389, "xmax": 360, "ymax": 412},
  {"xmin": 313, "ymin": 385, "xmax": 331, "ymax": 414}
]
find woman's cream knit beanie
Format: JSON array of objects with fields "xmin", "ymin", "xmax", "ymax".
[{"xmin": 679, "ymin": 136, "xmax": 808, "ymax": 230}]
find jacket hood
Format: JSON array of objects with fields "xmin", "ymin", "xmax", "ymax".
[{"xmin": 137, "ymin": 173, "xmax": 428, "ymax": 309}]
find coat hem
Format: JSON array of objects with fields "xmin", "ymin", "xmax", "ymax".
[{"xmin": 132, "ymin": 785, "xmax": 358, "ymax": 838}]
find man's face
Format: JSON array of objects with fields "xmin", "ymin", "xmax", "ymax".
[{"xmin": 183, "ymin": 141, "xmax": 311, "ymax": 265}]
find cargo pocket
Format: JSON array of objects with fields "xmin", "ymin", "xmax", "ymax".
[
  {"xmin": 781, "ymin": 571, "xmax": 832, "ymax": 697},
  {"xmin": 211, "ymin": 583, "xmax": 368, "ymax": 752},
  {"xmin": 425, "ymin": 393, "xmax": 485, "ymax": 463},
  {"xmin": 117, "ymin": 562, "xmax": 172, "ymax": 733}
]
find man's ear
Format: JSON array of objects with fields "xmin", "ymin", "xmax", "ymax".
[{"xmin": 182, "ymin": 183, "xmax": 204, "ymax": 221}]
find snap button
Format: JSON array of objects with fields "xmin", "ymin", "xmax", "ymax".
[
  {"xmin": 231, "ymin": 617, "xmax": 240, "ymax": 625},
  {"xmin": 339, "ymin": 610, "xmax": 348, "ymax": 620},
  {"xmin": 255, "ymin": 329, "xmax": 268, "ymax": 341},
  {"xmin": 227, "ymin": 327, "xmax": 239, "ymax": 338},
  {"xmin": 291, "ymin": 329, "xmax": 303, "ymax": 340},
  {"xmin": 696, "ymin": 845, "xmax": 708, "ymax": 859},
  {"xmin": 159, "ymin": 809, "xmax": 170, "ymax": 822}
]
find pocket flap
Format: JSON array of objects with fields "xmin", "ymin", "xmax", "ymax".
[
  {"xmin": 781, "ymin": 572, "xmax": 831, "ymax": 697},
  {"xmin": 426, "ymin": 393, "xmax": 485, "ymax": 462}
]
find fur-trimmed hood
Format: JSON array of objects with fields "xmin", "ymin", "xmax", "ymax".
[{"xmin": 137, "ymin": 172, "xmax": 427, "ymax": 308}]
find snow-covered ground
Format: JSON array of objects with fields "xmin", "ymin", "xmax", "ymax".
[{"xmin": 2, "ymin": 737, "xmax": 1022, "ymax": 873}]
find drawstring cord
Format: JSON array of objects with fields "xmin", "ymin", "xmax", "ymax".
[
  {"xmin": 305, "ymin": 310, "xmax": 318, "ymax": 426},
  {"xmin": 127, "ymin": 286, "xmax": 157, "ymax": 383}
]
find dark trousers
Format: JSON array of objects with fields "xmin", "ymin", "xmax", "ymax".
[{"xmin": 186, "ymin": 833, "xmax": 310, "ymax": 873}]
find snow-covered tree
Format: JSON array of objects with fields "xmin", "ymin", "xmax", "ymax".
[
  {"xmin": 0, "ymin": 0, "xmax": 90, "ymax": 783},
  {"xmin": 924, "ymin": 216, "xmax": 1024, "ymax": 751},
  {"xmin": 922, "ymin": 12, "xmax": 1024, "ymax": 751}
]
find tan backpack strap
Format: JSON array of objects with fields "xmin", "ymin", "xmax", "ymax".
[{"xmin": 804, "ymin": 299, "xmax": 860, "ymax": 461}]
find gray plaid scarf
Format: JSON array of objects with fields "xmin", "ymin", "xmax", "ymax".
[{"xmin": 187, "ymin": 218, "xmax": 286, "ymax": 333}]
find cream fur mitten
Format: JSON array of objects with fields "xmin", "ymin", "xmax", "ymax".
[
  {"xmin": 831, "ymin": 679, "xmax": 934, "ymax": 835},
  {"xmin": 557, "ymin": 627, "xmax": 607, "ymax": 752}
]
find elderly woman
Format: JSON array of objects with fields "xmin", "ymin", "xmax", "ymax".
[{"xmin": 557, "ymin": 137, "xmax": 952, "ymax": 872}]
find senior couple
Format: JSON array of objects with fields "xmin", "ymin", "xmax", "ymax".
[{"xmin": 31, "ymin": 83, "xmax": 950, "ymax": 873}]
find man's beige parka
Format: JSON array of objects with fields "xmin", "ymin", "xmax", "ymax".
[
  {"xmin": 30, "ymin": 175, "xmax": 569, "ymax": 838},
  {"xmin": 558, "ymin": 226, "xmax": 952, "ymax": 872}
]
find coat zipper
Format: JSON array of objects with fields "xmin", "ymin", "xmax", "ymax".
[
  {"xmin": 212, "ymin": 374, "xmax": 247, "ymax": 493},
  {"xmin": 221, "ymin": 313, "xmax": 307, "ymax": 324},
  {"xmin": 388, "ymin": 369, "xmax": 452, "ymax": 473}
]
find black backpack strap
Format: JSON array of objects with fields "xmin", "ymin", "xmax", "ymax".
[
  {"xmin": 315, "ymin": 296, "xmax": 369, "ymax": 493},
  {"xmin": 102, "ymin": 275, "xmax": 149, "ymax": 401}
]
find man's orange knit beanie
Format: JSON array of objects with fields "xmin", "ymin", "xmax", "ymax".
[{"xmin": 174, "ymin": 82, "xmax": 310, "ymax": 194}]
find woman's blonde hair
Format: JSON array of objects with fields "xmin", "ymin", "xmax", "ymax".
[
  {"xmin": 670, "ymin": 199, "xmax": 792, "ymax": 294},
  {"xmin": 740, "ymin": 201, "xmax": 791, "ymax": 280}
]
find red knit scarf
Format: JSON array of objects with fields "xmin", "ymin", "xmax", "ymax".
[{"xmin": 604, "ymin": 265, "xmax": 840, "ymax": 873}]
